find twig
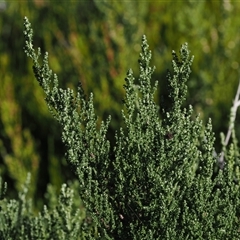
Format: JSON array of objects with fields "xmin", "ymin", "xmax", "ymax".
[{"xmin": 218, "ymin": 79, "xmax": 240, "ymax": 167}]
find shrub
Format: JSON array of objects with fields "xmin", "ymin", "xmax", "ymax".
[
  {"xmin": 0, "ymin": 17, "xmax": 240, "ymax": 239},
  {"xmin": 0, "ymin": 174, "xmax": 89, "ymax": 239}
]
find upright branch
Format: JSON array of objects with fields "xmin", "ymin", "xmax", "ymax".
[
  {"xmin": 22, "ymin": 17, "xmax": 240, "ymax": 239},
  {"xmin": 219, "ymin": 80, "xmax": 240, "ymax": 167}
]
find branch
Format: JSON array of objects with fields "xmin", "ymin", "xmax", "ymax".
[{"xmin": 218, "ymin": 79, "xmax": 240, "ymax": 167}]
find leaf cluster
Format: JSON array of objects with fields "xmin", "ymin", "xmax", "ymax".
[{"xmin": 0, "ymin": 174, "xmax": 88, "ymax": 240}]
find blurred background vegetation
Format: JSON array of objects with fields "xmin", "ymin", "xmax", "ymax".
[{"xmin": 1, "ymin": 0, "xmax": 240, "ymax": 210}]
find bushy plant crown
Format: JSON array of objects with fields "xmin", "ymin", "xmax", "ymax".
[{"xmin": 0, "ymin": 16, "xmax": 240, "ymax": 239}]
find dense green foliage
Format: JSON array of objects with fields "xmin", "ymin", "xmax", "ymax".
[
  {"xmin": 1, "ymin": 17, "xmax": 238, "ymax": 239},
  {"xmin": 0, "ymin": 174, "xmax": 89, "ymax": 239},
  {"xmin": 1, "ymin": 1, "xmax": 240, "ymax": 212},
  {"xmin": 1, "ymin": 1, "xmax": 240, "ymax": 238}
]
